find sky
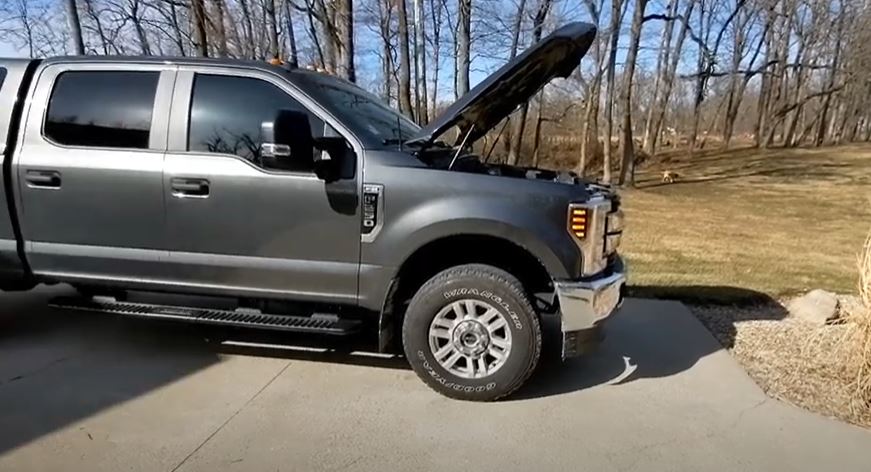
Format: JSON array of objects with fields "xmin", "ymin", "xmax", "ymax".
[{"xmin": 0, "ymin": 42, "xmax": 25, "ymax": 58}]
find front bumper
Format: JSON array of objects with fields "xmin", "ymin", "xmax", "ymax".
[{"xmin": 555, "ymin": 268, "xmax": 626, "ymax": 358}]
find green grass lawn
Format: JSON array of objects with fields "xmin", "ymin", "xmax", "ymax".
[{"xmin": 621, "ymin": 144, "xmax": 871, "ymax": 302}]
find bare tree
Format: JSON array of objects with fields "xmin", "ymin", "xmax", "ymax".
[
  {"xmin": 397, "ymin": 0, "xmax": 414, "ymax": 116},
  {"xmin": 617, "ymin": 0, "xmax": 648, "ymax": 186},
  {"xmin": 507, "ymin": 0, "xmax": 552, "ymax": 165},
  {"xmin": 65, "ymin": 0, "xmax": 86, "ymax": 54},
  {"xmin": 602, "ymin": 0, "xmax": 626, "ymax": 184},
  {"xmin": 455, "ymin": 0, "xmax": 471, "ymax": 97}
]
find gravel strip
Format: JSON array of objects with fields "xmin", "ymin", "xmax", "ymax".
[{"xmin": 691, "ymin": 303, "xmax": 871, "ymax": 428}]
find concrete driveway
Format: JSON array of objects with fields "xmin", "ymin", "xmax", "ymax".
[{"xmin": 0, "ymin": 286, "xmax": 868, "ymax": 472}]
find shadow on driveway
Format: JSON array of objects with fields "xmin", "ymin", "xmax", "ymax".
[
  {"xmin": 0, "ymin": 284, "xmax": 783, "ymax": 454},
  {"xmin": 514, "ymin": 287, "xmax": 786, "ymax": 400}
]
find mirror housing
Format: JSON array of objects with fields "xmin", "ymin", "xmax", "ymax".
[
  {"xmin": 313, "ymin": 136, "xmax": 350, "ymax": 181},
  {"xmin": 260, "ymin": 109, "xmax": 313, "ymax": 165}
]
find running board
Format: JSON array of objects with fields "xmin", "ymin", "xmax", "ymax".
[{"xmin": 49, "ymin": 296, "xmax": 362, "ymax": 335}]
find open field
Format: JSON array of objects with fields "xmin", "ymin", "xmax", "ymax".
[{"xmin": 621, "ymin": 144, "xmax": 871, "ymax": 301}]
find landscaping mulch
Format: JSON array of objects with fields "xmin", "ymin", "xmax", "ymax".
[{"xmin": 690, "ymin": 303, "xmax": 871, "ymax": 428}]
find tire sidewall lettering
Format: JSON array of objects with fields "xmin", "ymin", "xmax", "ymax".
[{"xmin": 418, "ymin": 350, "xmax": 497, "ymax": 393}]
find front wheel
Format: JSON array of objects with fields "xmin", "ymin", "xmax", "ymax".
[{"xmin": 402, "ymin": 264, "xmax": 542, "ymax": 401}]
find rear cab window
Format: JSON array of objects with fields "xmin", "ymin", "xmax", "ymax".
[{"xmin": 43, "ymin": 70, "xmax": 159, "ymax": 149}]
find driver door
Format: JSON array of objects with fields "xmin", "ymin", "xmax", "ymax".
[{"xmin": 161, "ymin": 69, "xmax": 360, "ymax": 304}]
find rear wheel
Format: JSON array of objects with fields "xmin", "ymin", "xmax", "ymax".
[{"xmin": 402, "ymin": 264, "xmax": 541, "ymax": 401}]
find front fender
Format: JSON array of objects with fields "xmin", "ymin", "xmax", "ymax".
[{"xmin": 363, "ymin": 194, "xmax": 580, "ymax": 280}]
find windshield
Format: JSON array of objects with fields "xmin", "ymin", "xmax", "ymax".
[{"xmin": 291, "ymin": 71, "xmax": 421, "ymax": 148}]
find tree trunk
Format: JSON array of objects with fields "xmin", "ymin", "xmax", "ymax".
[
  {"xmin": 578, "ymin": 0, "xmax": 604, "ymax": 176},
  {"xmin": 648, "ymin": 0, "xmax": 694, "ymax": 155},
  {"xmin": 64, "ymin": 0, "xmax": 85, "ymax": 55},
  {"xmin": 428, "ymin": 0, "xmax": 444, "ymax": 119},
  {"xmin": 336, "ymin": 0, "xmax": 355, "ymax": 81},
  {"xmin": 817, "ymin": 1, "xmax": 844, "ymax": 146},
  {"xmin": 617, "ymin": 0, "xmax": 647, "ymax": 187},
  {"xmin": 642, "ymin": 0, "xmax": 677, "ymax": 154},
  {"xmin": 238, "ymin": 0, "xmax": 257, "ymax": 58},
  {"xmin": 397, "ymin": 0, "xmax": 414, "ymax": 117},
  {"xmin": 82, "ymin": 0, "xmax": 109, "ymax": 54},
  {"xmin": 284, "ymin": 0, "xmax": 299, "ymax": 67},
  {"xmin": 212, "ymin": 0, "xmax": 230, "ymax": 57},
  {"xmin": 265, "ymin": 0, "xmax": 281, "ymax": 59},
  {"xmin": 508, "ymin": 0, "xmax": 552, "ymax": 166},
  {"xmin": 191, "ymin": 0, "xmax": 209, "ymax": 57},
  {"xmin": 378, "ymin": 0, "xmax": 394, "ymax": 103},
  {"xmin": 413, "ymin": 0, "xmax": 428, "ymax": 122},
  {"xmin": 602, "ymin": 0, "xmax": 625, "ymax": 184},
  {"xmin": 456, "ymin": 0, "xmax": 472, "ymax": 97}
]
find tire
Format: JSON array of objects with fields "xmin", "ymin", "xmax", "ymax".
[{"xmin": 402, "ymin": 264, "xmax": 542, "ymax": 401}]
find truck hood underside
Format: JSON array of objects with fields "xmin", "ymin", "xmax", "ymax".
[{"xmin": 405, "ymin": 22, "xmax": 597, "ymax": 149}]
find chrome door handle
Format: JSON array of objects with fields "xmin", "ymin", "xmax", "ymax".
[
  {"xmin": 25, "ymin": 170, "xmax": 61, "ymax": 189},
  {"xmin": 171, "ymin": 178, "xmax": 209, "ymax": 198}
]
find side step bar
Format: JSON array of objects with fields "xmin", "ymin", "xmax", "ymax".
[{"xmin": 49, "ymin": 296, "xmax": 362, "ymax": 335}]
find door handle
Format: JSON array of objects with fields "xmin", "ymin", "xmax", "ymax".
[
  {"xmin": 25, "ymin": 170, "xmax": 61, "ymax": 189},
  {"xmin": 171, "ymin": 178, "xmax": 209, "ymax": 198}
]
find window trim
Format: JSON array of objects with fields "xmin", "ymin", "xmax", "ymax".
[
  {"xmin": 168, "ymin": 66, "xmax": 363, "ymax": 178},
  {"xmin": 34, "ymin": 64, "xmax": 175, "ymax": 153}
]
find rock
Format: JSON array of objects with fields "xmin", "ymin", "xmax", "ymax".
[
  {"xmin": 786, "ymin": 289, "xmax": 840, "ymax": 325},
  {"xmin": 837, "ymin": 294, "xmax": 865, "ymax": 319}
]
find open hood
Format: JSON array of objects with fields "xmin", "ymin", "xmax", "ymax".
[{"xmin": 406, "ymin": 22, "xmax": 597, "ymax": 147}]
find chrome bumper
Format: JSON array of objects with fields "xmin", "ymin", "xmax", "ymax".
[{"xmin": 555, "ymin": 269, "xmax": 626, "ymax": 358}]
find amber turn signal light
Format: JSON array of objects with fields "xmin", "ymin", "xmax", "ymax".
[{"xmin": 568, "ymin": 206, "xmax": 587, "ymax": 239}]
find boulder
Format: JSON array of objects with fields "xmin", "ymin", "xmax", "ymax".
[
  {"xmin": 786, "ymin": 289, "xmax": 840, "ymax": 325},
  {"xmin": 837, "ymin": 294, "xmax": 865, "ymax": 319}
]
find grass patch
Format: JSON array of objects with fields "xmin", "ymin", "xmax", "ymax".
[{"xmin": 622, "ymin": 144, "xmax": 871, "ymax": 302}]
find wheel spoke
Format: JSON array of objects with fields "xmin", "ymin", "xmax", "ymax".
[
  {"xmin": 444, "ymin": 351, "xmax": 463, "ymax": 369},
  {"xmin": 464, "ymin": 300, "xmax": 477, "ymax": 319},
  {"xmin": 476, "ymin": 357, "xmax": 489, "ymax": 377},
  {"xmin": 434, "ymin": 343, "xmax": 455, "ymax": 362},
  {"xmin": 488, "ymin": 346, "xmax": 507, "ymax": 362},
  {"xmin": 432, "ymin": 317, "xmax": 454, "ymax": 330},
  {"xmin": 466, "ymin": 356, "xmax": 476, "ymax": 377},
  {"xmin": 431, "ymin": 327, "xmax": 451, "ymax": 339},
  {"xmin": 486, "ymin": 317, "xmax": 507, "ymax": 335},
  {"xmin": 480, "ymin": 308, "xmax": 501, "ymax": 325},
  {"xmin": 491, "ymin": 336, "xmax": 510, "ymax": 351},
  {"xmin": 451, "ymin": 301, "xmax": 468, "ymax": 318}
]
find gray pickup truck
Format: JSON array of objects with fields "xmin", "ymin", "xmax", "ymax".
[{"xmin": 0, "ymin": 22, "xmax": 624, "ymax": 400}]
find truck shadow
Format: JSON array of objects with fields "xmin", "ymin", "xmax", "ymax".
[
  {"xmin": 0, "ymin": 284, "xmax": 784, "ymax": 453},
  {"xmin": 514, "ymin": 287, "xmax": 787, "ymax": 400}
]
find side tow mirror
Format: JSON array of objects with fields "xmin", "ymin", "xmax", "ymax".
[
  {"xmin": 313, "ymin": 136, "xmax": 351, "ymax": 181},
  {"xmin": 260, "ymin": 109, "xmax": 313, "ymax": 165}
]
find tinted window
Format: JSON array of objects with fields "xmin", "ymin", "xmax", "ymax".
[
  {"xmin": 188, "ymin": 74, "xmax": 325, "ymax": 169},
  {"xmin": 294, "ymin": 72, "xmax": 419, "ymax": 146},
  {"xmin": 0, "ymin": 68, "xmax": 6, "ymax": 92},
  {"xmin": 44, "ymin": 71, "xmax": 159, "ymax": 149}
]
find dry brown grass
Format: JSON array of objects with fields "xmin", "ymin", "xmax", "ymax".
[
  {"xmin": 622, "ymin": 144, "xmax": 871, "ymax": 299},
  {"xmin": 846, "ymin": 232, "xmax": 871, "ymax": 412},
  {"xmin": 617, "ymin": 144, "xmax": 871, "ymax": 426}
]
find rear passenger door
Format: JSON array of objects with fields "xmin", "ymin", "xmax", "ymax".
[{"xmin": 15, "ymin": 63, "xmax": 175, "ymax": 281}]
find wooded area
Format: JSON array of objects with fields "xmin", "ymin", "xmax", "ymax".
[{"xmin": 3, "ymin": 0, "xmax": 871, "ymax": 185}]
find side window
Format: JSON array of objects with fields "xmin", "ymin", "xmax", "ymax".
[
  {"xmin": 44, "ymin": 70, "xmax": 159, "ymax": 149},
  {"xmin": 187, "ymin": 74, "xmax": 325, "ymax": 170}
]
